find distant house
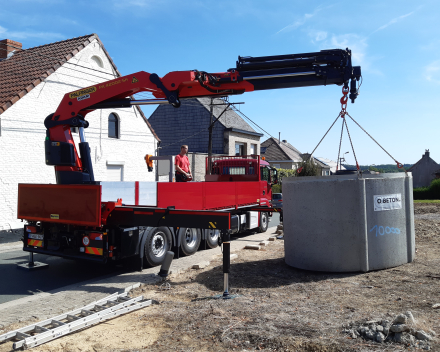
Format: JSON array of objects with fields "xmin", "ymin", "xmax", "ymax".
[
  {"xmin": 314, "ymin": 157, "xmax": 346, "ymax": 174},
  {"xmin": 148, "ymin": 97, "xmax": 263, "ymax": 180},
  {"xmin": 261, "ymin": 138, "xmax": 331, "ymax": 176},
  {"xmin": 0, "ymin": 34, "xmax": 159, "ymax": 230},
  {"xmin": 408, "ymin": 150, "xmax": 439, "ymax": 188}
]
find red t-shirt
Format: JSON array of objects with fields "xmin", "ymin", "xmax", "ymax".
[{"xmin": 175, "ymin": 154, "xmax": 190, "ymax": 173}]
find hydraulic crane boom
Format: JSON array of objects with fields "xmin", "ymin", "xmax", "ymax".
[{"xmin": 43, "ymin": 48, "xmax": 361, "ymax": 184}]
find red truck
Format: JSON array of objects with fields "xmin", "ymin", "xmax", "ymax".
[{"xmin": 17, "ymin": 48, "xmax": 361, "ymax": 274}]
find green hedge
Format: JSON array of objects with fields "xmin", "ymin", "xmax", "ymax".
[{"xmin": 413, "ymin": 178, "xmax": 440, "ymax": 200}]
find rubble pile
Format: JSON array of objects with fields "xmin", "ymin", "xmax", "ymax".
[{"xmin": 342, "ymin": 312, "xmax": 435, "ymax": 350}]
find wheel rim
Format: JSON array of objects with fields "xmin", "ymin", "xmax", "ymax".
[
  {"xmin": 151, "ymin": 232, "xmax": 166, "ymax": 257},
  {"xmin": 262, "ymin": 214, "xmax": 267, "ymax": 228},
  {"xmin": 208, "ymin": 229, "xmax": 219, "ymax": 241},
  {"xmin": 184, "ymin": 228, "xmax": 197, "ymax": 248}
]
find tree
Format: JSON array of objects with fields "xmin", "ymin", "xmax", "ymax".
[{"xmin": 297, "ymin": 159, "xmax": 320, "ymax": 177}]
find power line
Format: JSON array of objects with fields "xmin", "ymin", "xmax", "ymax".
[{"xmin": 231, "ymin": 106, "xmax": 275, "ymax": 141}]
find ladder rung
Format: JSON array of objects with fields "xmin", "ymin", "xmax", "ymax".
[
  {"xmin": 51, "ymin": 320, "xmax": 65, "ymax": 327},
  {"xmin": 118, "ymin": 296, "xmax": 130, "ymax": 301},
  {"xmin": 66, "ymin": 315, "xmax": 79, "ymax": 322},
  {"xmin": 35, "ymin": 326, "xmax": 49, "ymax": 333},
  {"xmin": 94, "ymin": 304, "xmax": 106, "ymax": 311},
  {"xmin": 16, "ymin": 332, "xmax": 31, "ymax": 339},
  {"xmin": 81, "ymin": 309, "xmax": 94, "ymax": 316},
  {"xmin": 106, "ymin": 301, "xmax": 118, "ymax": 306}
]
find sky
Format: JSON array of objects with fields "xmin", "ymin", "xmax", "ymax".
[{"xmin": 1, "ymin": 0, "xmax": 439, "ymax": 165}]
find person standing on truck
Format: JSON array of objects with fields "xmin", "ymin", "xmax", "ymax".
[{"xmin": 175, "ymin": 145, "xmax": 192, "ymax": 182}]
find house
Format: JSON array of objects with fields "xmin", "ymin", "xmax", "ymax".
[
  {"xmin": 0, "ymin": 34, "xmax": 159, "ymax": 230},
  {"xmin": 260, "ymin": 137, "xmax": 331, "ymax": 175},
  {"xmin": 408, "ymin": 150, "xmax": 439, "ymax": 188},
  {"xmin": 314, "ymin": 157, "xmax": 346, "ymax": 174},
  {"xmin": 148, "ymin": 97, "xmax": 263, "ymax": 180}
]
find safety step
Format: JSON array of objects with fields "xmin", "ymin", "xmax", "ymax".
[{"xmin": 0, "ymin": 292, "xmax": 151, "ymax": 350}]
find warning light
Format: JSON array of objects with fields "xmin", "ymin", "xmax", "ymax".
[
  {"xmin": 145, "ymin": 154, "xmax": 153, "ymax": 172},
  {"xmin": 82, "ymin": 236, "xmax": 90, "ymax": 246},
  {"xmin": 261, "ymin": 156, "xmax": 265, "ymax": 160}
]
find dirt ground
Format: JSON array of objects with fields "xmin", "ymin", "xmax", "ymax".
[{"xmin": 1, "ymin": 203, "xmax": 439, "ymax": 352}]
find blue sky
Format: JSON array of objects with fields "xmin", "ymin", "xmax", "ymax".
[{"xmin": 1, "ymin": 0, "xmax": 439, "ymax": 165}]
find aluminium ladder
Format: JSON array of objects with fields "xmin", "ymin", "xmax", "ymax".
[{"xmin": 0, "ymin": 291, "xmax": 152, "ymax": 350}]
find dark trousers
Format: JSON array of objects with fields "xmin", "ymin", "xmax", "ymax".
[{"xmin": 175, "ymin": 172, "xmax": 186, "ymax": 182}]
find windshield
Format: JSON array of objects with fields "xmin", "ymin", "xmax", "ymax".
[{"xmin": 260, "ymin": 167, "xmax": 270, "ymax": 182}]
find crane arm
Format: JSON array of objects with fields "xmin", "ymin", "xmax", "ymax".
[{"xmin": 44, "ymin": 48, "xmax": 361, "ymax": 184}]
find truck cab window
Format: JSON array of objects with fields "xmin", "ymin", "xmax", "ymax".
[{"xmin": 260, "ymin": 167, "xmax": 270, "ymax": 182}]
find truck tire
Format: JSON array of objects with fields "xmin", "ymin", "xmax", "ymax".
[
  {"xmin": 257, "ymin": 212, "xmax": 268, "ymax": 233},
  {"xmin": 204, "ymin": 229, "xmax": 219, "ymax": 249},
  {"xmin": 179, "ymin": 228, "xmax": 201, "ymax": 256},
  {"xmin": 144, "ymin": 227, "xmax": 172, "ymax": 267}
]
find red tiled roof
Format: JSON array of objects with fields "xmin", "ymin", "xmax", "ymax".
[
  {"xmin": 0, "ymin": 33, "xmax": 159, "ymax": 140},
  {"xmin": 0, "ymin": 34, "xmax": 97, "ymax": 113}
]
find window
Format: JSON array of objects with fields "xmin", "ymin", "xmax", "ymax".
[
  {"xmin": 260, "ymin": 167, "xmax": 270, "ymax": 182},
  {"xmin": 91, "ymin": 55, "xmax": 104, "ymax": 68},
  {"xmin": 250, "ymin": 144, "xmax": 257, "ymax": 155},
  {"xmin": 108, "ymin": 113, "xmax": 119, "ymax": 138},
  {"xmin": 273, "ymin": 164, "xmax": 280, "ymax": 169},
  {"xmin": 235, "ymin": 142, "xmax": 244, "ymax": 156}
]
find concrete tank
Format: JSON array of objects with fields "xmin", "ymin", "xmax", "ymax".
[{"xmin": 283, "ymin": 173, "xmax": 415, "ymax": 272}]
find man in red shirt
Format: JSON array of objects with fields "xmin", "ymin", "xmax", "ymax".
[{"xmin": 175, "ymin": 145, "xmax": 192, "ymax": 182}]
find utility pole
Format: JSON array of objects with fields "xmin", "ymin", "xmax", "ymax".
[
  {"xmin": 208, "ymin": 98, "xmax": 214, "ymax": 174},
  {"xmin": 207, "ymin": 98, "xmax": 245, "ymax": 174}
]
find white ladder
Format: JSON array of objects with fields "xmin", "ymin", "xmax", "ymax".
[{"xmin": 0, "ymin": 292, "xmax": 152, "ymax": 350}]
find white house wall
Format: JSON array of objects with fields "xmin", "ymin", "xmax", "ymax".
[{"xmin": 0, "ymin": 39, "xmax": 157, "ymax": 230}]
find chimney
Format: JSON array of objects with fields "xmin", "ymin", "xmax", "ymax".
[
  {"xmin": 282, "ymin": 139, "xmax": 287, "ymax": 143},
  {"xmin": 424, "ymin": 149, "xmax": 430, "ymax": 158},
  {"xmin": 0, "ymin": 39, "xmax": 22, "ymax": 59},
  {"xmin": 278, "ymin": 132, "xmax": 280, "ymax": 144}
]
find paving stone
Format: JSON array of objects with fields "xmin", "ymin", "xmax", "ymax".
[
  {"xmin": 244, "ymin": 245, "xmax": 261, "ymax": 250},
  {"xmin": 191, "ymin": 261, "xmax": 210, "ymax": 269}
]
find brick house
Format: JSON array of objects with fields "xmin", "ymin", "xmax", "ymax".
[
  {"xmin": 260, "ymin": 137, "xmax": 331, "ymax": 175},
  {"xmin": 408, "ymin": 150, "xmax": 439, "ymax": 188},
  {"xmin": 0, "ymin": 34, "xmax": 159, "ymax": 230},
  {"xmin": 148, "ymin": 97, "xmax": 263, "ymax": 181}
]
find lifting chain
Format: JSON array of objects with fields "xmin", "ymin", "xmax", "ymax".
[
  {"xmin": 340, "ymin": 86, "xmax": 349, "ymax": 118},
  {"xmin": 298, "ymin": 85, "xmax": 407, "ymax": 176}
]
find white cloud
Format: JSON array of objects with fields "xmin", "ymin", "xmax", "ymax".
[
  {"xmin": 318, "ymin": 33, "xmax": 382, "ymax": 76},
  {"xmin": 425, "ymin": 60, "xmax": 440, "ymax": 83},
  {"xmin": 329, "ymin": 33, "xmax": 367, "ymax": 66},
  {"xmin": 371, "ymin": 11, "xmax": 414, "ymax": 34},
  {"xmin": 0, "ymin": 24, "xmax": 63, "ymax": 40},
  {"xmin": 308, "ymin": 30, "xmax": 328, "ymax": 43},
  {"xmin": 275, "ymin": 5, "xmax": 327, "ymax": 35}
]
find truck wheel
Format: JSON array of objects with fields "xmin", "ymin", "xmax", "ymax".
[
  {"xmin": 257, "ymin": 212, "xmax": 268, "ymax": 233},
  {"xmin": 179, "ymin": 228, "xmax": 201, "ymax": 256},
  {"xmin": 204, "ymin": 229, "xmax": 219, "ymax": 249},
  {"xmin": 144, "ymin": 227, "xmax": 172, "ymax": 267}
]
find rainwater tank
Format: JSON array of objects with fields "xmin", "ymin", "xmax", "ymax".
[{"xmin": 283, "ymin": 173, "xmax": 415, "ymax": 272}]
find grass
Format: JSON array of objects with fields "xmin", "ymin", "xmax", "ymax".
[{"xmin": 414, "ymin": 200, "xmax": 440, "ymax": 203}]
